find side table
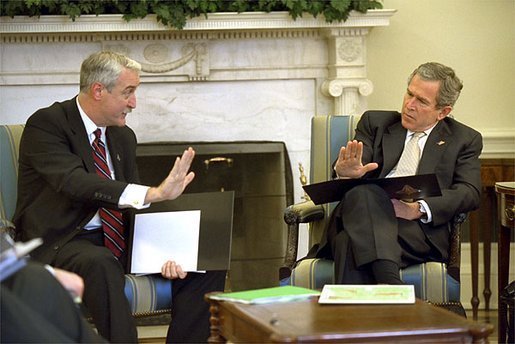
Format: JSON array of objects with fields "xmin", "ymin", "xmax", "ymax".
[
  {"xmin": 205, "ymin": 294, "xmax": 494, "ymax": 343},
  {"xmin": 495, "ymin": 181, "xmax": 514, "ymax": 343}
]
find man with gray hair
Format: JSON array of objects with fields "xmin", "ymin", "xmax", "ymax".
[
  {"xmin": 13, "ymin": 51, "xmax": 226, "ymax": 342},
  {"xmin": 310, "ymin": 62, "xmax": 482, "ymax": 285}
]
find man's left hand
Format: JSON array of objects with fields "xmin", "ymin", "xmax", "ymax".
[
  {"xmin": 391, "ymin": 199, "xmax": 423, "ymax": 220},
  {"xmin": 161, "ymin": 260, "xmax": 187, "ymax": 280},
  {"xmin": 53, "ymin": 268, "xmax": 84, "ymax": 302}
]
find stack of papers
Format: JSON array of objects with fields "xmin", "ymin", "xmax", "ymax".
[
  {"xmin": 131, "ymin": 210, "xmax": 202, "ymax": 273},
  {"xmin": 1, "ymin": 234, "xmax": 42, "ymax": 282},
  {"xmin": 318, "ymin": 284, "xmax": 415, "ymax": 304},
  {"xmin": 209, "ymin": 286, "xmax": 320, "ymax": 304}
]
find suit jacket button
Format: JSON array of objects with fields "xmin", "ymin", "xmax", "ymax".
[{"xmin": 53, "ymin": 245, "xmax": 59, "ymax": 250}]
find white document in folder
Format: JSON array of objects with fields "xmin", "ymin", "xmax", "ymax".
[{"xmin": 131, "ymin": 210, "xmax": 201, "ymax": 274}]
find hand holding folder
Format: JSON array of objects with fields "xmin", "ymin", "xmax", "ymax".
[
  {"xmin": 128, "ymin": 191, "xmax": 234, "ymax": 274},
  {"xmin": 303, "ymin": 174, "xmax": 442, "ymax": 205}
]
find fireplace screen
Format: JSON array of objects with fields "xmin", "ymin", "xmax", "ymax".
[{"xmin": 136, "ymin": 141, "xmax": 293, "ymax": 291}]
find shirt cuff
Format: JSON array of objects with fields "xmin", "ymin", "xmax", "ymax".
[
  {"xmin": 119, "ymin": 184, "xmax": 151, "ymax": 209},
  {"xmin": 417, "ymin": 200, "xmax": 432, "ymax": 223},
  {"xmin": 44, "ymin": 264, "xmax": 56, "ymax": 276}
]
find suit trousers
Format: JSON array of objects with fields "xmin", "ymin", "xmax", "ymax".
[
  {"xmin": 167, "ymin": 270, "xmax": 226, "ymax": 343},
  {"xmin": 52, "ymin": 229, "xmax": 227, "ymax": 343},
  {"xmin": 52, "ymin": 229, "xmax": 138, "ymax": 343},
  {"xmin": 327, "ymin": 184, "xmax": 442, "ymax": 284}
]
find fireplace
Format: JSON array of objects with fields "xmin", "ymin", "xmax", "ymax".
[
  {"xmin": 0, "ymin": 10, "xmax": 396, "ymax": 263},
  {"xmin": 136, "ymin": 141, "xmax": 293, "ymax": 291}
]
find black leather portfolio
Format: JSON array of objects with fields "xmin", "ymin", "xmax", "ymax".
[
  {"xmin": 128, "ymin": 191, "xmax": 234, "ymax": 273},
  {"xmin": 303, "ymin": 174, "xmax": 442, "ymax": 205}
]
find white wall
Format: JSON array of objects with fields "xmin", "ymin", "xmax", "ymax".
[
  {"xmin": 366, "ymin": 0, "xmax": 515, "ymax": 309},
  {"xmin": 367, "ymin": 0, "xmax": 515, "ymax": 150}
]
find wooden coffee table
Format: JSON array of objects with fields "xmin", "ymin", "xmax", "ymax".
[{"xmin": 205, "ymin": 294, "xmax": 493, "ymax": 343}]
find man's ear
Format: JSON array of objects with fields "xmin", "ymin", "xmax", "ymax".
[
  {"xmin": 91, "ymin": 82, "xmax": 104, "ymax": 100},
  {"xmin": 437, "ymin": 106, "xmax": 452, "ymax": 120}
]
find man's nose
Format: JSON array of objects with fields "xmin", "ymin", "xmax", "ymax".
[
  {"xmin": 128, "ymin": 93, "xmax": 137, "ymax": 108},
  {"xmin": 406, "ymin": 97, "xmax": 417, "ymax": 109}
]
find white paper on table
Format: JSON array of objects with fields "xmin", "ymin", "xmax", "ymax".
[{"xmin": 130, "ymin": 210, "xmax": 201, "ymax": 274}]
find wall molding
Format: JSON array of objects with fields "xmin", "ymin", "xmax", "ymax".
[
  {"xmin": 480, "ymin": 129, "xmax": 515, "ymax": 159},
  {"xmin": 0, "ymin": 10, "xmax": 396, "ymax": 36}
]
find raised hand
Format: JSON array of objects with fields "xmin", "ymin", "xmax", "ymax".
[
  {"xmin": 144, "ymin": 147, "xmax": 196, "ymax": 203},
  {"xmin": 334, "ymin": 140, "xmax": 378, "ymax": 179}
]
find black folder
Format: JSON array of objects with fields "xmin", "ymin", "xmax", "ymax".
[
  {"xmin": 303, "ymin": 174, "xmax": 441, "ymax": 205},
  {"xmin": 128, "ymin": 191, "xmax": 234, "ymax": 272}
]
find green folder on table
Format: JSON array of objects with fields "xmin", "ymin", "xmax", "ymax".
[{"xmin": 210, "ymin": 286, "xmax": 320, "ymax": 304}]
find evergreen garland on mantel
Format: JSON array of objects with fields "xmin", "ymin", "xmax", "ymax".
[{"xmin": 0, "ymin": 0, "xmax": 383, "ymax": 30}]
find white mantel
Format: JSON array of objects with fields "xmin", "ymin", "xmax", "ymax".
[
  {"xmin": 0, "ymin": 10, "xmax": 396, "ymax": 204},
  {"xmin": 1, "ymin": 11, "xmax": 395, "ymax": 32}
]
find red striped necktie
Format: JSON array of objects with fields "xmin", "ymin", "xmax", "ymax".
[{"xmin": 91, "ymin": 128, "xmax": 126, "ymax": 259}]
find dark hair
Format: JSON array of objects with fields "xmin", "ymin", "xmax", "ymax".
[{"xmin": 408, "ymin": 62, "xmax": 463, "ymax": 108}]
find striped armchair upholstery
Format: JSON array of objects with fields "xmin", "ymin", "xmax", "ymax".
[
  {"xmin": 124, "ymin": 274, "xmax": 172, "ymax": 316},
  {"xmin": 0, "ymin": 124, "xmax": 172, "ymax": 317},
  {"xmin": 285, "ymin": 258, "xmax": 460, "ymax": 303},
  {"xmin": 0, "ymin": 124, "xmax": 23, "ymax": 222},
  {"xmin": 280, "ymin": 115, "xmax": 464, "ymax": 313}
]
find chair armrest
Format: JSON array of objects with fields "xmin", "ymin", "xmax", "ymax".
[
  {"xmin": 124, "ymin": 274, "xmax": 172, "ymax": 317},
  {"xmin": 284, "ymin": 200, "xmax": 325, "ymax": 225},
  {"xmin": 447, "ymin": 212, "xmax": 467, "ymax": 282},
  {"xmin": 280, "ymin": 201, "xmax": 326, "ymax": 280},
  {"xmin": 453, "ymin": 212, "xmax": 467, "ymax": 226}
]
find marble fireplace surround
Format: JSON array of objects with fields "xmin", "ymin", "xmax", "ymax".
[{"xmin": 0, "ymin": 10, "xmax": 395, "ymax": 203}]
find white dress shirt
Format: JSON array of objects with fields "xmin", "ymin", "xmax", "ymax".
[{"xmin": 77, "ymin": 99, "xmax": 150, "ymax": 230}]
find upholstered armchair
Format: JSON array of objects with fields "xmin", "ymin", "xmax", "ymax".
[
  {"xmin": 280, "ymin": 115, "xmax": 466, "ymax": 315},
  {"xmin": 0, "ymin": 124, "xmax": 172, "ymax": 318}
]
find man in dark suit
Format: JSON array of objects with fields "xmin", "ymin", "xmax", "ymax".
[
  {"xmin": 2, "ymin": 263, "xmax": 105, "ymax": 343},
  {"xmin": 13, "ymin": 51, "xmax": 225, "ymax": 343},
  {"xmin": 315, "ymin": 62, "xmax": 482, "ymax": 285}
]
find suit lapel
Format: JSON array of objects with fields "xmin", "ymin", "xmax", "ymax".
[
  {"xmin": 380, "ymin": 121, "xmax": 406, "ymax": 177},
  {"xmin": 64, "ymin": 98, "xmax": 96, "ymax": 173},
  {"xmin": 418, "ymin": 120, "xmax": 452, "ymax": 174}
]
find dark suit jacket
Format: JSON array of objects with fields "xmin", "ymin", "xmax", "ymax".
[
  {"xmin": 13, "ymin": 97, "xmax": 140, "ymax": 264},
  {"xmin": 320, "ymin": 110, "xmax": 482, "ymax": 260},
  {"xmin": 1, "ymin": 263, "xmax": 105, "ymax": 343}
]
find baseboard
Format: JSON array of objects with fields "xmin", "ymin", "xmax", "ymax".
[{"xmin": 460, "ymin": 242, "xmax": 515, "ymax": 310}]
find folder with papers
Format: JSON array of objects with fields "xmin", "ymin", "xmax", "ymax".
[
  {"xmin": 128, "ymin": 191, "xmax": 234, "ymax": 273},
  {"xmin": 303, "ymin": 174, "xmax": 441, "ymax": 205}
]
